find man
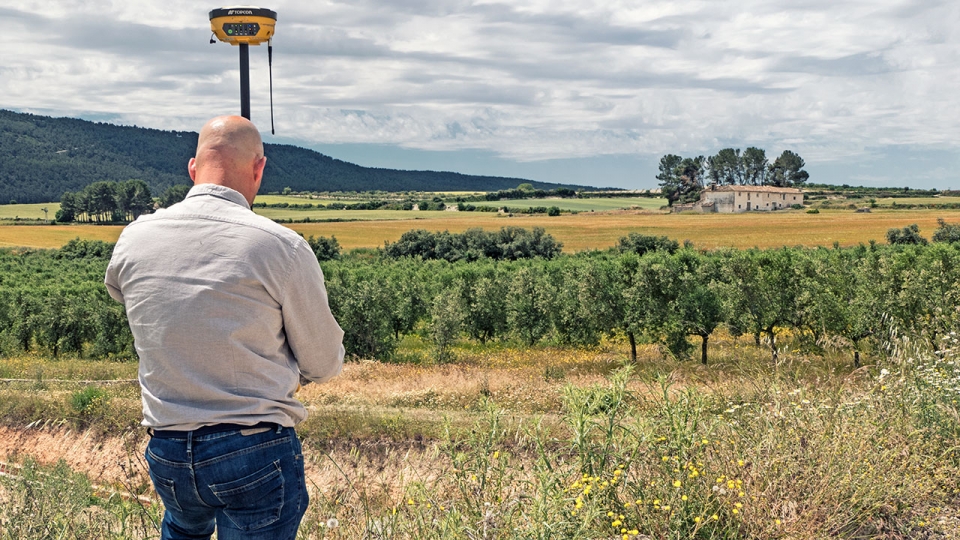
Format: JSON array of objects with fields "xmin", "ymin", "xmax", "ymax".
[{"xmin": 105, "ymin": 116, "xmax": 344, "ymax": 540}]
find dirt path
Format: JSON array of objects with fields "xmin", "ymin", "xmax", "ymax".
[
  {"xmin": 0, "ymin": 425, "xmax": 148, "ymax": 487},
  {"xmin": 0, "ymin": 425, "xmax": 444, "ymax": 504}
]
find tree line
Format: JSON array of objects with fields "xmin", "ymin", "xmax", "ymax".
[
  {"xmin": 56, "ymin": 181, "xmax": 191, "ymax": 223},
  {"xmin": 658, "ymin": 148, "xmax": 809, "ymax": 206},
  {"xmin": 5, "ymin": 229, "xmax": 960, "ymax": 366},
  {"xmin": 324, "ymin": 238, "xmax": 960, "ymax": 364},
  {"xmin": 382, "ymin": 227, "xmax": 563, "ymax": 262}
]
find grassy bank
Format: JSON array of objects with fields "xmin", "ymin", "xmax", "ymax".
[{"xmin": 1, "ymin": 333, "xmax": 958, "ymax": 538}]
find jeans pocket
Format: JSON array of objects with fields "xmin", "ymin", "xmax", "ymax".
[
  {"xmin": 210, "ymin": 460, "xmax": 285, "ymax": 531},
  {"xmin": 145, "ymin": 446, "xmax": 185, "ymax": 514},
  {"xmin": 148, "ymin": 473, "xmax": 183, "ymax": 514}
]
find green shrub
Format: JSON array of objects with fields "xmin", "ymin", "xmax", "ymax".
[
  {"xmin": 932, "ymin": 218, "xmax": 960, "ymax": 244},
  {"xmin": 887, "ymin": 223, "xmax": 928, "ymax": 245},
  {"xmin": 616, "ymin": 232, "xmax": 679, "ymax": 256},
  {"xmin": 306, "ymin": 234, "xmax": 341, "ymax": 261},
  {"xmin": 70, "ymin": 386, "xmax": 108, "ymax": 414}
]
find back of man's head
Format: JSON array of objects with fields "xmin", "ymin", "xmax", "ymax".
[{"xmin": 188, "ymin": 116, "xmax": 266, "ymax": 205}]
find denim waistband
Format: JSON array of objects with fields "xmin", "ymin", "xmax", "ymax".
[{"xmin": 148, "ymin": 422, "xmax": 279, "ymax": 439}]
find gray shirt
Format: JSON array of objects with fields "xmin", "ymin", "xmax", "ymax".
[{"xmin": 105, "ymin": 184, "xmax": 344, "ymax": 431}]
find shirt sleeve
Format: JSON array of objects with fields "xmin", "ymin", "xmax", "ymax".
[
  {"xmin": 104, "ymin": 254, "xmax": 125, "ymax": 304},
  {"xmin": 281, "ymin": 241, "xmax": 345, "ymax": 384}
]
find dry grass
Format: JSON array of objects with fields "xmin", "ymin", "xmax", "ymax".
[
  {"xmin": 0, "ymin": 224, "xmax": 123, "ymax": 249},
  {"xmin": 1, "ymin": 332, "xmax": 959, "ymax": 538},
  {"xmin": 289, "ymin": 208, "xmax": 960, "ymax": 251}
]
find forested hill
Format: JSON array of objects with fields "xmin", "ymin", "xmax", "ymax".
[{"xmin": 0, "ymin": 110, "xmax": 588, "ymax": 203}]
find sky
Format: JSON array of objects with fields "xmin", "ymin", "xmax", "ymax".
[{"xmin": 1, "ymin": 0, "xmax": 959, "ymax": 190}]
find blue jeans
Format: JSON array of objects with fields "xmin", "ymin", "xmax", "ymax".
[{"xmin": 144, "ymin": 425, "xmax": 308, "ymax": 540}]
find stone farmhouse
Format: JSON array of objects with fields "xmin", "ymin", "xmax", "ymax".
[{"xmin": 674, "ymin": 185, "xmax": 804, "ymax": 213}]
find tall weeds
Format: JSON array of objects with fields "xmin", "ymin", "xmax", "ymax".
[{"xmin": 2, "ymin": 341, "xmax": 958, "ymax": 539}]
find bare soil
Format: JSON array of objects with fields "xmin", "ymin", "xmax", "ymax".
[{"xmin": 0, "ymin": 424, "xmax": 445, "ymax": 504}]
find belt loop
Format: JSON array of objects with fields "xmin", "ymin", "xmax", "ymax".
[{"xmin": 276, "ymin": 424, "xmax": 282, "ymax": 434}]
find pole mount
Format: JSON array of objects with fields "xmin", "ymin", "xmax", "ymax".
[{"xmin": 209, "ymin": 6, "xmax": 277, "ymax": 123}]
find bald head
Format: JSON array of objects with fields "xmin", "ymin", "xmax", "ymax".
[{"xmin": 188, "ymin": 116, "xmax": 267, "ymax": 206}]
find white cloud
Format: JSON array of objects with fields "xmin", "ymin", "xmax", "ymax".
[{"xmin": 1, "ymin": 0, "xmax": 959, "ymax": 185}]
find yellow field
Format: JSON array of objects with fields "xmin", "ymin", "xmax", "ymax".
[
  {"xmin": 288, "ymin": 208, "xmax": 960, "ymax": 251},
  {"xmin": 0, "ymin": 225, "xmax": 124, "ymax": 249},
  {"xmin": 870, "ymin": 196, "xmax": 960, "ymax": 206},
  {"xmin": 3, "ymin": 208, "xmax": 960, "ymax": 251},
  {"xmin": 471, "ymin": 197, "xmax": 665, "ymax": 211}
]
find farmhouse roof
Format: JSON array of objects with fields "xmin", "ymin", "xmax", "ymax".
[{"xmin": 709, "ymin": 185, "xmax": 802, "ymax": 193}]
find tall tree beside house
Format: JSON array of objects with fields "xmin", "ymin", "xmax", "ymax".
[
  {"xmin": 664, "ymin": 147, "xmax": 807, "ymax": 191},
  {"xmin": 657, "ymin": 154, "xmax": 706, "ymax": 205},
  {"xmin": 656, "ymin": 154, "xmax": 684, "ymax": 206},
  {"xmin": 706, "ymin": 154, "xmax": 722, "ymax": 186},
  {"xmin": 676, "ymin": 156, "xmax": 706, "ymax": 202},
  {"xmin": 706, "ymin": 148, "xmax": 744, "ymax": 185},
  {"xmin": 768, "ymin": 150, "xmax": 809, "ymax": 187},
  {"xmin": 741, "ymin": 147, "xmax": 769, "ymax": 186}
]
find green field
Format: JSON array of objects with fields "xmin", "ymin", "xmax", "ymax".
[
  {"xmin": 255, "ymin": 208, "xmax": 454, "ymax": 221},
  {"xmin": 0, "ymin": 203, "xmax": 59, "ymax": 220},
  {"xmin": 812, "ymin": 196, "xmax": 960, "ymax": 208},
  {"xmin": 254, "ymin": 194, "xmax": 355, "ymax": 205},
  {"xmin": 871, "ymin": 196, "xmax": 960, "ymax": 206},
  {"xmin": 472, "ymin": 197, "xmax": 666, "ymax": 211},
  {"xmin": 255, "ymin": 194, "xmax": 668, "ymax": 214}
]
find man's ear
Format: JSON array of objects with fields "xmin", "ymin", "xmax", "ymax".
[
  {"xmin": 253, "ymin": 156, "xmax": 267, "ymax": 185},
  {"xmin": 188, "ymin": 157, "xmax": 198, "ymax": 183}
]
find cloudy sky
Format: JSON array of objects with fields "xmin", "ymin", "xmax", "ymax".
[{"xmin": 2, "ymin": 0, "xmax": 959, "ymax": 189}]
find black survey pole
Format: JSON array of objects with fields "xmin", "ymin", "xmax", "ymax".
[{"xmin": 239, "ymin": 43, "xmax": 251, "ymax": 120}]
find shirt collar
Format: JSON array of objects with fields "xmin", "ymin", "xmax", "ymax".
[{"xmin": 185, "ymin": 184, "xmax": 252, "ymax": 210}]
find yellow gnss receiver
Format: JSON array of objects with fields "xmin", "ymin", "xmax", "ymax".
[
  {"xmin": 210, "ymin": 7, "xmax": 276, "ymax": 45},
  {"xmin": 209, "ymin": 6, "xmax": 277, "ymax": 131}
]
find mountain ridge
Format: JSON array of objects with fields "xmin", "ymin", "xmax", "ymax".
[{"xmin": 0, "ymin": 109, "xmax": 593, "ymax": 203}]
